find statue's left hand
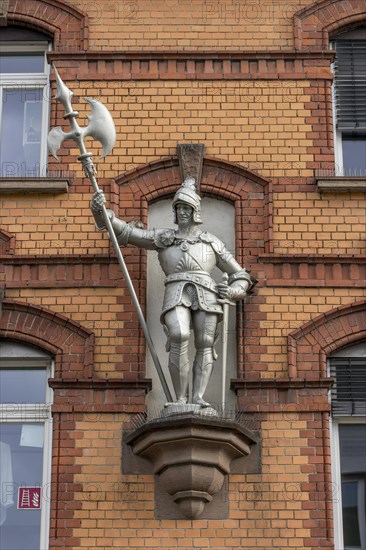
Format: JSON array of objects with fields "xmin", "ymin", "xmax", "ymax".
[{"xmin": 217, "ymin": 282, "xmax": 233, "ymax": 300}]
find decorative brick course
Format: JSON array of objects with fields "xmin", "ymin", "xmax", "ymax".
[{"xmin": 47, "ymin": 51, "xmax": 335, "ymax": 81}]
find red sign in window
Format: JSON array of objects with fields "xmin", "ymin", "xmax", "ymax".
[{"xmin": 17, "ymin": 487, "xmax": 41, "ymax": 510}]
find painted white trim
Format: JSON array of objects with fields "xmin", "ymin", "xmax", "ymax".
[
  {"xmin": 331, "ymin": 421, "xmax": 345, "ymax": 550},
  {"xmin": 330, "ymin": 42, "xmax": 344, "ymax": 176},
  {"xmin": 40, "ymin": 357, "xmax": 54, "ymax": 550},
  {"xmin": 40, "ymin": 52, "xmax": 51, "ymax": 178},
  {"xmin": 0, "ymin": 357, "xmax": 54, "ymax": 550},
  {"xmin": 334, "ymin": 128, "xmax": 344, "ymax": 176},
  {"xmin": 40, "ymin": 416, "xmax": 53, "ymax": 550},
  {"xmin": 331, "ymin": 418, "xmax": 366, "ymax": 550}
]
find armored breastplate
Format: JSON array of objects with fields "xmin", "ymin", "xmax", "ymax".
[{"xmin": 157, "ymin": 234, "xmax": 217, "ymax": 276}]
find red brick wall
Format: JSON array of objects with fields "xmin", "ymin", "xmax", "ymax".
[{"xmin": 0, "ymin": 0, "xmax": 365, "ymax": 548}]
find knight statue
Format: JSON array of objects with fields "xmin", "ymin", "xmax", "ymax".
[{"xmin": 91, "ymin": 177, "xmax": 255, "ymax": 408}]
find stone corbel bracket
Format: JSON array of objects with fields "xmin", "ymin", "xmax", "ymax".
[{"xmin": 125, "ymin": 414, "xmax": 259, "ymax": 519}]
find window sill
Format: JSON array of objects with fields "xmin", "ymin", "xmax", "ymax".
[
  {"xmin": 316, "ymin": 177, "xmax": 366, "ymax": 193},
  {"xmin": 0, "ymin": 178, "xmax": 70, "ymax": 194}
]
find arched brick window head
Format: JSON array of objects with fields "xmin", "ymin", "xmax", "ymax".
[
  {"xmin": 294, "ymin": 0, "xmax": 366, "ymax": 50},
  {"xmin": 5, "ymin": 0, "xmax": 88, "ymax": 51},
  {"xmin": 288, "ymin": 300, "xmax": 366, "ymax": 378},
  {"xmin": 0, "ymin": 300, "xmax": 95, "ymax": 378}
]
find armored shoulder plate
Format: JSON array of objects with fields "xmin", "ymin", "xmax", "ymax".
[
  {"xmin": 154, "ymin": 229, "xmax": 176, "ymax": 248},
  {"xmin": 200, "ymin": 231, "xmax": 230, "ymax": 258}
]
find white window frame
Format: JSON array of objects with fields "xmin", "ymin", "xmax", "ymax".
[
  {"xmin": 330, "ymin": 32, "xmax": 366, "ymax": 177},
  {"xmin": 330, "ymin": 42, "xmax": 350, "ymax": 177},
  {"xmin": 0, "ymin": 42, "xmax": 50, "ymax": 178},
  {"xmin": 331, "ymin": 417, "xmax": 366, "ymax": 550},
  {"xmin": 331, "ymin": 82, "xmax": 345, "ymax": 176},
  {"xmin": 0, "ymin": 355, "xmax": 54, "ymax": 550},
  {"xmin": 329, "ymin": 343, "xmax": 366, "ymax": 550}
]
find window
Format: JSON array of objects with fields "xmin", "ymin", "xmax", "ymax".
[
  {"xmin": 0, "ymin": 341, "xmax": 53, "ymax": 550},
  {"xmin": 330, "ymin": 342, "xmax": 366, "ymax": 550},
  {"xmin": 0, "ymin": 26, "xmax": 50, "ymax": 178},
  {"xmin": 332, "ymin": 27, "xmax": 366, "ymax": 176}
]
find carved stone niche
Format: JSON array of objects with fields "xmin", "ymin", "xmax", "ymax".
[{"xmin": 125, "ymin": 414, "xmax": 259, "ymax": 519}]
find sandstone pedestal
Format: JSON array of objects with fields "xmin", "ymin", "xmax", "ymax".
[{"xmin": 125, "ymin": 413, "xmax": 259, "ymax": 519}]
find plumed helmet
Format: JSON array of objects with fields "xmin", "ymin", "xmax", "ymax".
[{"xmin": 172, "ymin": 176, "xmax": 202, "ymax": 224}]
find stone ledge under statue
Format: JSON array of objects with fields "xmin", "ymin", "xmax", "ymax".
[{"xmin": 124, "ymin": 413, "xmax": 260, "ymax": 519}]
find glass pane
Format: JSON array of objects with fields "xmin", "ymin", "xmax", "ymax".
[
  {"xmin": 0, "ymin": 370, "xmax": 47, "ymax": 404},
  {"xmin": 339, "ymin": 424, "xmax": 366, "ymax": 550},
  {"xmin": 339, "ymin": 424, "xmax": 366, "ymax": 473},
  {"xmin": 0, "ymin": 54, "xmax": 44, "ymax": 73},
  {"xmin": 0, "ymin": 423, "xmax": 44, "ymax": 550},
  {"xmin": 0, "ymin": 88, "xmax": 43, "ymax": 177},
  {"xmin": 342, "ymin": 135, "xmax": 366, "ymax": 176},
  {"xmin": 342, "ymin": 481, "xmax": 361, "ymax": 547}
]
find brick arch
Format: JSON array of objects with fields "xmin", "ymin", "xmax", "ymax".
[
  {"xmin": 115, "ymin": 155, "xmax": 271, "ymax": 264},
  {"xmin": 8, "ymin": 0, "xmax": 88, "ymax": 51},
  {"xmin": 0, "ymin": 299, "xmax": 94, "ymax": 378},
  {"xmin": 288, "ymin": 300, "xmax": 366, "ymax": 378},
  {"xmin": 294, "ymin": 0, "xmax": 366, "ymax": 50}
]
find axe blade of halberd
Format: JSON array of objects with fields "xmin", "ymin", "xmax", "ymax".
[
  {"xmin": 47, "ymin": 127, "xmax": 71, "ymax": 160},
  {"xmin": 82, "ymin": 98, "xmax": 116, "ymax": 158},
  {"xmin": 47, "ymin": 67, "xmax": 116, "ymax": 159},
  {"xmin": 47, "ymin": 99, "xmax": 116, "ymax": 159}
]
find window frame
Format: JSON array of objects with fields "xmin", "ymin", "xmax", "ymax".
[
  {"xmin": 329, "ymin": 343, "xmax": 366, "ymax": 550},
  {"xmin": 330, "ymin": 60, "xmax": 344, "ymax": 176},
  {"xmin": 330, "ymin": 31, "xmax": 366, "ymax": 177},
  {"xmin": 0, "ymin": 353, "xmax": 54, "ymax": 550},
  {"xmin": 331, "ymin": 417, "xmax": 366, "ymax": 550},
  {"xmin": 0, "ymin": 42, "xmax": 51, "ymax": 178}
]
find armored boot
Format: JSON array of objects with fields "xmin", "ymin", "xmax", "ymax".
[
  {"xmin": 192, "ymin": 348, "xmax": 213, "ymax": 407},
  {"xmin": 169, "ymin": 341, "xmax": 190, "ymax": 403}
]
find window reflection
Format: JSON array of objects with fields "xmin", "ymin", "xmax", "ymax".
[
  {"xmin": 0, "ymin": 88, "xmax": 43, "ymax": 177},
  {"xmin": 342, "ymin": 136, "xmax": 366, "ymax": 176},
  {"xmin": 342, "ymin": 481, "xmax": 362, "ymax": 547},
  {"xmin": 0, "ymin": 424, "xmax": 44, "ymax": 550},
  {"xmin": 0, "ymin": 369, "xmax": 47, "ymax": 404},
  {"xmin": 0, "ymin": 55, "xmax": 44, "ymax": 74}
]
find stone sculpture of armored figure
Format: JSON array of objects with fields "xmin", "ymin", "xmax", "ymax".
[{"xmin": 91, "ymin": 177, "xmax": 255, "ymax": 407}]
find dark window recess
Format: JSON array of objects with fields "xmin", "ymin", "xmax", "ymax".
[
  {"xmin": 0, "ymin": 25, "xmax": 51, "ymax": 41},
  {"xmin": 334, "ymin": 40, "xmax": 366, "ymax": 131},
  {"xmin": 330, "ymin": 357, "xmax": 366, "ymax": 416}
]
